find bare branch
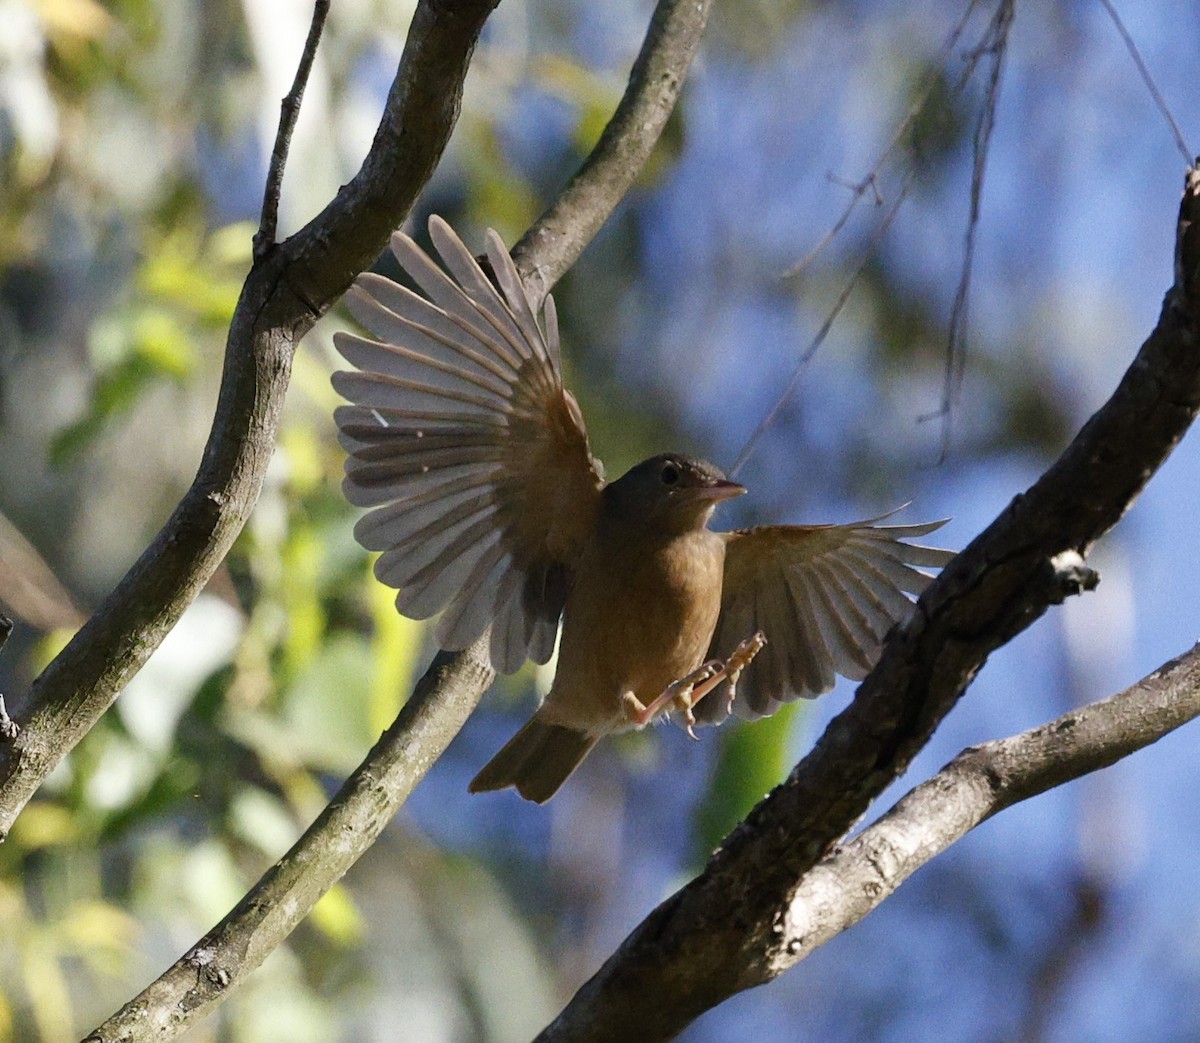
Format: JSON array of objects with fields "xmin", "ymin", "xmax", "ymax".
[
  {"xmin": 0, "ymin": 0, "xmax": 501, "ymax": 840},
  {"xmin": 84, "ymin": 642, "xmax": 493, "ymax": 1042},
  {"xmin": 780, "ymin": 641, "xmax": 1200, "ymax": 969},
  {"xmin": 254, "ymin": 0, "xmax": 331, "ymax": 260},
  {"xmin": 534, "ymin": 168, "xmax": 1200, "ymax": 1043},
  {"xmin": 509, "ymin": 0, "xmax": 714, "ymax": 304}
]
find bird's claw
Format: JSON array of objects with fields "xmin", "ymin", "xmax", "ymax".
[
  {"xmin": 692, "ymin": 630, "xmax": 766, "ymax": 722},
  {"xmin": 624, "ymin": 632, "xmax": 767, "ymax": 734},
  {"xmin": 721, "ymin": 631, "xmax": 767, "ymax": 714},
  {"xmin": 626, "ymin": 661, "xmax": 718, "ymax": 729}
]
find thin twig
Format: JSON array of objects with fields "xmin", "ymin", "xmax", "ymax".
[
  {"xmin": 780, "ymin": 0, "xmax": 985, "ymax": 281},
  {"xmin": 254, "ymin": 0, "xmax": 331, "ymax": 260},
  {"xmin": 1097, "ymin": 0, "xmax": 1192, "ymax": 164},
  {"xmin": 729, "ymin": 168, "xmax": 917, "ymax": 478},
  {"xmin": 0, "ymin": 615, "xmax": 15, "ymax": 741},
  {"xmin": 922, "ymin": 0, "xmax": 1014, "ymax": 462},
  {"xmin": 730, "ymin": 0, "xmax": 1006, "ymax": 477},
  {"xmin": 510, "ymin": 0, "xmax": 715, "ymax": 304}
]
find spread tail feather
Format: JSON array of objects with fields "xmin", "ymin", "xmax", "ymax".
[{"xmin": 469, "ymin": 718, "xmax": 599, "ymax": 803}]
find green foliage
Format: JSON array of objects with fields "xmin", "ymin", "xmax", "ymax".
[
  {"xmin": 694, "ymin": 703, "xmax": 800, "ymax": 858},
  {"xmin": 50, "ymin": 223, "xmax": 248, "ymax": 467}
]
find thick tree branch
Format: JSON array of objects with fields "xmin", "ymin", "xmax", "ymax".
[
  {"xmin": 84, "ymin": 642, "xmax": 493, "ymax": 1042},
  {"xmin": 535, "ymin": 169, "xmax": 1200, "ymax": 1042},
  {"xmin": 781, "ymin": 641, "xmax": 1200, "ymax": 968},
  {"xmin": 510, "ymin": 0, "xmax": 714, "ymax": 304},
  {"xmin": 0, "ymin": 0, "xmax": 500, "ymax": 838}
]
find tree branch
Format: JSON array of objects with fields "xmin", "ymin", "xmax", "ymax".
[
  {"xmin": 510, "ymin": 0, "xmax": 714, "ymax": 304},
  {"xmin": 781, "ymin": 641, "xmax": 1200, "ymax": 969},
  {"xmin": 534, "ymin": 168, "xmax": 1200, "ymax": 1042},
  {"xmin": 0, "ymin": 0, "xmax": 501, "ymax": 839},
  {"xmin": 84, "ymin": 642, "xmax": 493, "ymax": 1043},
  {"xmin": 253, "ymin": 0, "xmax": 331, "ymax": 260}
]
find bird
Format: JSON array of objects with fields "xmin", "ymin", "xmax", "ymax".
[{"xmin": 331, "ymin": 216, "xmax": 954, "ymax": 803}]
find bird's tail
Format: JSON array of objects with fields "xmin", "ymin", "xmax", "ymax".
[{"xmin": 469, "ymin": 717, "xmax": 599, "ymax": 803}]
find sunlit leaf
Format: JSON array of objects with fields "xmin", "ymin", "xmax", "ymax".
[
  {"xmin": 0, "ymin": 989, "xmax": 14, "ymax": 1043},
  {"xmin": 230, "ymin": 788, "xmax": 299, "ymax": 861},
  {"xmin": 310, "ymin": 883, "xmax": 365, "ymax": 946},
  {"xmin": 132, "ymin": 306, "xmax": 194, "ymax": 377},
  {"xmin": 694, "ymin": 703, "xmax": 799, "ymax": 859},
  {"xmin": 7, "ymin": 802, "xmax": 77, "ymax": 848},
  {"xmin": 281, "ymin": 526, "xmax": 325, "ymax": 684},
  {"xmin": 59, "ymin": 900, "xmax": 140, "ymax": 959},
  {"xmin": 21, "ymin": 942, "xmax": 73, "ymax": 1043},
  {"xmin": 368, "ymin": 569, "xmax": 423, "ymax": 734}
]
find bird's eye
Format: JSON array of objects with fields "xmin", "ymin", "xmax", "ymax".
[{"xmin": 660, "ymin": 462, "xmax": 680, "ymax": 485}]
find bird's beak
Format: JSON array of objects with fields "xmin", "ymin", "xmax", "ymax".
[{"xmin": 691, "ymin": 478, "xmax": 746, "ymax": 503}]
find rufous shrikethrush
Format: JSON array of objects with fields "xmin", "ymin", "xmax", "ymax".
[{"xmin": 332, "ymin": 217, "xmax": 953, "ymax": 803}]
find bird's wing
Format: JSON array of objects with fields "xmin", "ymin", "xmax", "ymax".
[
  {"xmin": 695, "ymin": 513, "xmax": 954, "ymax": 723},
  {"xmin": 332, "ymin": 216, "xmax": 604, "ymax": 673}
]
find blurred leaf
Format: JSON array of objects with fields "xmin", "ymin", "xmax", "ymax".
[
  {"xmin": 8, "ymin": 802, "xmax": 77, "ymax": 849},
  {"xmin": 37, "ymin": 0, "xmax": 113, "ymax": 45},
  {"xmin": 530, "ymin": 53, "xmax": 621, "ymax": 154},
  {"xmin": 97, "ymin": 755, "xmax": 202, "ymax": 842},
  {"xmin": 230, "ymin": 787, "xmax": 299, "ymax": 861},
  {"xmin": 21, "ymin": 941, "xmax": 73, "ymax": 1043},
  {"xmin": 280, "ymin": 425, "xmax": 326, "ymax": 497},
  {"xmin": 138, "ymin": 225, "xmax": 245, "ymax": 326},
  {"xmin": 183, "ymin": 840, "xmax": 252, "ymax": 923},
  {"xmin": 310, "ymin": 883, "xmax": 365, "ymax": 947},
  {"xmin": 0, "ymin": 989, "xmax": 13, "ymax": 1043},
  {"xmin": 368, "ymin": 571, "xmax": 423, "ymax": 735},
  {"xmin": 131, "ymin": 306, "xmax": 194, "ymax": 376},
  {"xmin": 694, "ymin": 704, "xmax": 799, "ymax": 859},
  {"xmin": 281, "ymin": 526, "xmax": 325, "ymax": 684},
  {"xmin": 225, "ymin": 634, "xmax": 374, "ymax": 776},
  {"xmin": 461, "ymin": 120, "xmax": 540, "ymax": 237},
  {"xmin": 60, "ymin": 900, "xmax": 140, "ymax": 962},
  {"xmin": 282, "ymin": 634, "xmax": 374, "ymax": 771}
]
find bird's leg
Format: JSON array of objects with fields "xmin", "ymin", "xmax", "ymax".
[
  {"xmin": 674, "ymin": 631, "xmax": 767, "ymax": 732},
  {"xmin": 623, "ymin": 631, "xmax": 767, "ymax": 739},
  {"xmin": 622, "ymin": 662, "xmax": 721, "ymax": 732}
]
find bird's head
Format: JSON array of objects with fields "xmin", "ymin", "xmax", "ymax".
[{"xmin": 602, "ymin": 453, "xmax": 746, "ymax": 534}]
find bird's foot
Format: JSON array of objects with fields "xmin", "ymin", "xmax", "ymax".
[
  {"xmin": 624, "ymin": 631, "xmax": 767, "ymax": 738},
  {"xmin": 622, "ymin": 662, "xmax": 720, "ymax": 737},
  {"xmin": 716, "ymin": 631, "xmax": 768, "ymax": 717}
]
